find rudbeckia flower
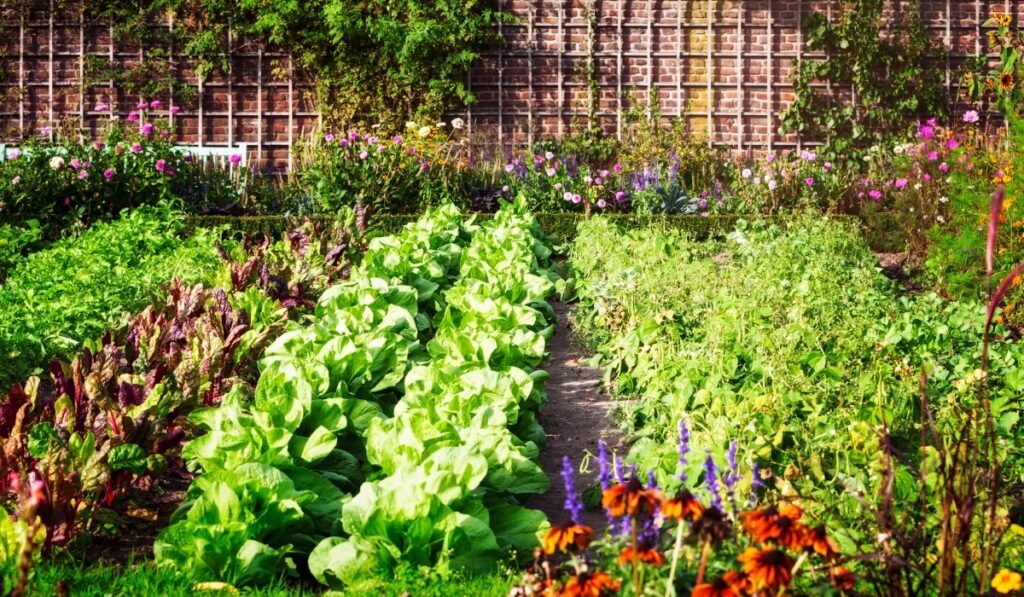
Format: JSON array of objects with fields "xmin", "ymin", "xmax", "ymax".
[
  {"xmin": 557, "ymin": 571, "xmax": 620, "ymax": 597},
  {"xmin": 662, "ymin": 489, "xmax": 704, "ymax": 522},
  {"xmin": 737, "ymin": 547, "xmax": 794, "ymax": 590},
  {"xmin": 543, "ymin": 520, "xmax": 592, "ymax": 555},
  {"xmin": 803, "ymin": 524, "xmax": 840, "ymax": 561},
  {"xmin": 602, "ymin": 476, "xmax": 664, "ymax": 517}
]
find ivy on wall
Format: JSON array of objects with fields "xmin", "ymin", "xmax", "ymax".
[
  {"xmin": 2, "ymin": 0, "xmax": 504, "ymax": 127},
  {"xmin": 779, "ymin": 0, "xmax": 947, "ymax": 161}
]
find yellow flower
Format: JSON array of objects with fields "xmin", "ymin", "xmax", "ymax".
[
  {"xmin": 992, "ymin": 569, "xmax": 1022, "ymax": 594},
  {"xmin": 1013, "ymin": 275, "xmax": 1022, "ymax": 287}
]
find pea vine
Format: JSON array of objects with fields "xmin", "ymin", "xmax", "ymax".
[{"xmin": 779, "ymin": 0, "xmax": 947, "ymax": 161}]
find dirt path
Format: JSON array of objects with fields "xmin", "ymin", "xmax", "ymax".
[{"xmin": 527, "ymin": 301, "xmax": 625, "ymax": 532}]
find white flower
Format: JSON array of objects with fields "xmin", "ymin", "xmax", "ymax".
[
  {"xmin": 11, "ymin": 176, "xmax": 20, "ymax": 185},
  {"xmin": 405, "ymin": 121, "xmax": 417, "ymax": 130},
  {"xmin": 914, "ymin": 183, "xmax": 922, "ymax": 190},
  {"xmin": 893, "ymin": 144, "xmax": 906, "ymax": 155},
  {"xmin": 936, "ymin": 215, "xmax": 946, "ymax": 223},
  {"xmin": 417, "ymin": 126, "xmax": 431, "ymax": 138},
  {"xmin": 450, "ymin": 118, "xmax": 465, "ymax": 130},
  {"xmin": 870, "ymin": 145, "xmax": 879, "ymax": 153},
  {"xmin": 436, "ymin": 122, "xmax": 447, "ymax": 128},
  {"xmin": 741, "ymin": 168, "xmax": 752, "ymax": 179},
  {"xmin": 939, "ymin": 196, "xmax": 949, "ymax": 203},
  {"xmin": 49, "ymin": 156, "xmax": 65, "ymax": 170}
]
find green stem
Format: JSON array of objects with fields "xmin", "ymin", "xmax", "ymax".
[{"xmin": 665, "ymin": 520, "xmax": 686, "ymax": 597}]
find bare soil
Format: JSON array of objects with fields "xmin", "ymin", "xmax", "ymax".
[{"xmin": 525, "ymin": 301, "xmax": 624, "ymax": 533}]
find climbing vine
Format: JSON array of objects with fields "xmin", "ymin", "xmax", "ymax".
[
  {"xmin": 2, "ymin": 0, "xmax": 504, "ymax": 126},
  {"xmin": 779, "ymin": 0, "xmax": 947, "ymax": 161}
]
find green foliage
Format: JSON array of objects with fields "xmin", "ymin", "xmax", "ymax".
[
  {"xmin": 0, "ymin": 204, "xmax": 224, "ymax": 385},
  {"xmin": 0, "ymin": 220, "xmax": 42, "ymax": 280},
  {"xmin": 961, "ymin": 12, "xmax": 1024, "ymax": 119},
  {"xmin": 780, "ymin": 0, "xmax": 947, "ymax": 163},
  {"xmin": 78, "ymin": 0, "xmax": 502, "ymax": 126}
]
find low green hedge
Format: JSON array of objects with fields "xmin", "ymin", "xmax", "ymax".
[{"xmin": 185, "ymin": 212, "xmax": 864, "ymax": 245}]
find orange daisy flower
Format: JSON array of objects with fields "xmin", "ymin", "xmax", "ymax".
[
  {"xmin": 692, "ymin": 503, "xmax": 733, "ymax": 543},
  {"xmin": 722, "ymin": 570, "xmax": 752, "ymax": 594},
  {"xmin": 1001, "ymin": 73, "xmax": 1016, "ymax": 92},
  {"xmin": 741, "ymin": 504, "xmax": 805, "ymax": 548},
  {"xmin": 691, "ymin": 577, "xmax": 739, "ymax": 597},
  {"xmin": 558, "ymin": 571, "xmax": 621, "ymax": 597},
  {"xmin": 738, "ymin": 547, "xmax": 795, "ymax": 590},
  {"xmin": 619, "ymin": 545, "xmax": 666, "ymax": 566},
  {"xmin": 662, "ymin": 489, "xmax": 705, "ymax": 522},
  {"xmin": 803, "ymin": 525, "xmax": 841, "ymax": 561},
  {"xmin": 832, "ymin": 568, "xmax": 857, "ymax": 591},
  {"xmin": 543, "ymin": 520, "xmax": 593, "ymax": 555},
  {"xmin": 602, "ymin": 476, "xmax": 664, "ymax": 517}
]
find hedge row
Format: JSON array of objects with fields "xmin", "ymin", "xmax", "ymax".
[{"xmin": 185, "ymin": 212, "xmax": 864, "ymax": 244}]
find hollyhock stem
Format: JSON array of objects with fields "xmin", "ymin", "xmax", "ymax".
[{"xmin": 665, "ymin": 519, "xmax": 686, "ymax": 597}]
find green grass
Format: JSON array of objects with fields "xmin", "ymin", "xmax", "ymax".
[{"xmin": 28, "ymin": 558, "xmax": 515, "ymax": 597}]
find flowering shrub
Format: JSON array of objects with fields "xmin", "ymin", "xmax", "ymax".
[
  {"xmin": 0, "ymin": 104, "xmax": 244, "ymax": 235},
  {"xmin": 499, "ymin": 151, "xmax": 629, "ymax": 214},
  {"xmin": 511, "ymin": 431, "xmax": 853, "ymax": 596},
  {"xmin": 295, "ymin": 120, "xmax": 470, "ymax": 215}
]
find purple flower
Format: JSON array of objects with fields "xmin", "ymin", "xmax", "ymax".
[
  {"xmin": 561, "ymin": 456, "xmax": 584, "ymax": 524},
  {"xmin": 963, "ymin": 110, "xmax": 980, "ymax": 124},
  {"xmin": 647, "ymin": 469, "xmax": 659, "ymax": 489},
  {"xmin": 703, "ymin": 451, "xmax": 724, "ymax": 512},
  {"xmin": 127, "ymin": 112, "xmax": 139, "ymax": 122},
  {"xmin": 131, "ymin": 143, "xmax": 142, "ymax": 153},
  {"xmin": 805, "ymin": 177, "xmax": 815, "ymax": 187},
  {"xmin": 141, "ymin": 123, "xmax": 154, "ymax": 135},
  {"xmin": 103, "ymin": 168, "xmax": 115, "ymax": 181},
  {"xmin": 325, "ymin": 133, "xmax": 335, "ymax": 142},
  {"xmin": 183, "ymin": 153, "xmax": 192, "ymax": 162},
  {"xmin": 677, "ymin": 418, "xmax": 691, "ymax": 482},
  {"xmin": 869, "ymin": 189, "xmax": 883, "ymax": 200},
  {"xmin": 155, "ymin": 159, "xmax": 166, "ymax": 172},
  {"xmin": 615, "ymin": 191, "xmax": 627, "ymax": 202},
  {"xmin": 41, "ymin": 127, "xmax": 52, "ymax": 136},
  {"xmin": 895, "ymin": 178, "xmax": 908, "ymax": 190},
  {"xmin": 823, "ymin": 161, "xmax": 832, "ymax": 172},
  {"xmin": 615, "ymin": 456, "xmax": 625, "ymax": 483},
  {"xmin": 229, "ymin": 154, "xmax": 241, "ymax": 165},
  {"xmin": 766, "ymin": 153, "xmax": 776, "ymax": 163},
  {"xmin": 150, "ymin": 100, "xmax": 162, "ymax": 109}
]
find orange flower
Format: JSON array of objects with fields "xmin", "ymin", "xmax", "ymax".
[
  {"xmin": 602, "ymin": 476, "xmax": 664, "ymax": 517},
  {"xmin": 832, "ymin": 568, "xmax": 856, "ymax": 591},
  {"xmin": 723, "ymin": 570, "xmax": 753, "ymax": 594},
  {"xmin": 738, "ymin": 547, "xmax": 795, "ymax": 590},
  {"xmin": 803, "ymin": 525, "xmax": 841, "ymax": 561},
  {"xmin": 543, "ymin": 521, "xmax": 593, "ymax": 554},
  {"xmin": 1001, "ymin": 73, "xmax": 1016, "ymax": 92},
  {"xmin": 662, "ymin": 490, "xmax": 705, "ymax": 522},
  {"xmin": 558, "ymin": 571, "xmax": 621, "ymax": 597},
  {"xmin": 992, "ymin": 569, "xmax": 1023, "ymax": 594},
  {"xmin": 691, "ymin": 578, "xmax": 739, "ymax": 597},
  {"xmin": 740, "ymin": 504, "xmax": 806, "ymax": 548},
  {"xmin": 619, "ymin": 546, "xmax": 666, "ymax": 566}
]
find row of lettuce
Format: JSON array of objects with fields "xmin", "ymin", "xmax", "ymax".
[
  {"xmin": 0, "ymin": 208, "xmax": 358, "ymax": 586},
  {"xmin": 568, "ymin": 216, "xmax": 1024, "ymax": 589},
  {"xmin": 152, "ymin": 199, "xmax": 560, "ymax": 588}
]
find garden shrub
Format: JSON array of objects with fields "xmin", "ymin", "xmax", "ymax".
[{"xmin": 0, "ymin": 203, "xmax": 226, "ymax": 385}]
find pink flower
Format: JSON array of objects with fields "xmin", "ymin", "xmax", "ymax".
[
  {"xmin": 563, "ymin": 192, "xmax": 573, "ymax": 201},
  {"xmin": 927, "ymin": 150, "xmax": 939, "ymax": 161},
  {"xmin": 348, "ymin": 131, "xmax": 358, "ymax": 140},
  {"xmin": 367, "ymin": 136, "xmax": 378, "ymax": 145},
  {"xmin": 946, "ymin": 139, "xmax": 959, "ymax": 150},
  {"xmin": 93, "ymin": 103, "xmax": 109, "ymax": 111},
  {"xmin": 597, "ymin": 199, "xmax": 607, "ymax": 208},
  {"xmin": 170, "ymin": 106, "xmax": 181, "ymax": 115},
  {"xmin": 8, "ymin": 150, "xmax": 20, "ymax": 159},
  {"xmin": 11, "ymin": 176, "xmax": 19, "ymax": 185},
  {"xmin": 918, "ymin": 124, "xmax": 935, "ymax": 140},
  {"xmin": 554, "ymin": 183, "xmax": 563, "ymax": 190},
  {"xmin": 922, "ymin": 173, "xmax": 932, "ymax": 181},
  {"xmin": 963, "ymin": 110, "xmax": 980, "ymax": 123},
  {"xmin": 340, "ymin": 139, "xmax": 349, "ymax": 147},
  {"xmin": 229, "ymin": 154, "xmax": 241, "ymax": 165},
  {"xmin": 869, "ymin": 189, "xmax": 883, "ymax": 200},
  {"xmin": 70, "ymin": 158, "xmax": 81, "ymax": 170},
  {"xmin": 77, "ymin": 169, "xmax": 88, "ymax": 180},
  {"xmin": 393, "ymin": 135, "xmax": 403, "ymax": 144},
  {"xmin": 805, "ymin": 177, "xmax": 815, "ymax": 186},
  {"xmin": 94, "ymin": 141, "xmax": 104, "ymax": 150},
  {"xmin": 131, "ymin": 143, "xmax": 142, "ymax": 153},
  {"xmin": 160, "ymin": 130, "xmax": 169, "ymax": 138},
  {"xmin": 615, "ymin": 191, "xmax": 627, "ymax": 202},
  {"xmin": 766, "ymin": 153, "xmax": 775, "ymax": 163},
  {"xmin": 137, "ymin": 102, "xmax": 149, "ymax": 110},
  {"xmin": 150, "ymin": 100, "xmax": 162, "ymax": 109},
  {"xmin": 166, "ymin": 168, "xmax": 175, "ymax": 177},
  {"xmin": 127, "ymin": 112, "xmax": 139, "ymax": 122},
  {"xmin": 103, "ymin": 168, "xmax": 116, "ymax": 181},
  {"xmin": 141, "ymin": 123, "xmax": 154, "ymax": 135},
  {"xmin": 545, "ymin": 151, "xmax": 555, "ymax": 161},
  {"xmin": 420, "ymin": 162, "xmax": 429, "ymax": 169},
  {"xmin": 613, "ymin": 164, "xmax": 623, "ymax": 172},
  {"xmin": 359, "ymin": 151, "xmax": 369, "ymax": 160},
  {"xmin": 767, "ymin": 179, "xmax": 777, "ymax": 191},
  {"xmin": 155, "ymin": 159, "xmax": 166, "ymax": 172},
  {"xmin": 545, "ymin": 167, "xmax": 556, "ymax": 177},
  {"xmin": 895, "ymin": 178, "xmax": 908, "ymax": 189},
  {"xmin": 325, "ymin": 133, "xmax": 335, "ymax": 142},
  {"xmin": 505, "ymin": 164, "xmax": 514, "ymax": 173},
  {"xmin": 823, "ymin": 162, "xmax": 832, "ymax": 171},
  {"xmin": 939, "ymin": 162, "xmax": 949, "ymax": 173},
  {"xmin": 599, "ymin": 169, "xmax": 609, "ymax": 178},
  {"xmin": 594, "ymin": 177, "xmax": 603, "ymax": 185},
  {"xmin": 571, "ymin": 194, "xmax": 581, "ymax": 204}
]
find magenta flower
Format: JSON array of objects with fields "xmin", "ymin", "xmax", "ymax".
[
  {"xmin": 150, "ymin": 100, "xmax": 162, "ymax": 109},
  {"xmin": 170, "ymin": 106, "xmax": 181, "ymax": 115},
  {"xmin": 340, "ymin": 139, "xmax": 349, "ymax": 147},
  {"xmin": 927, "ymin": 150, "xmax": 939, "ymax": 161},
  {"xmin": 615, "ymin": 191, "xmax": 627, "ymax": 202},
  {"xmin": 131, "ymin": 143, "xmax": 142, "ymax": 153},
  {"xmin": 348, "ymin": 131, "xmax": 358, "ymax": 140},
  {"xmin": 946, "ymin": 139, "xmax": 959, "ymax": 150},
  {"xmin": 420, "ymin": 162, "xmax": 429, "ymax": 169},
  {"xmin": 613, "ymin": 163, "xmax": 623, "ymax": 172},
  {"xmin": 127, "ymin": 112, "xmax": 139, "ymax": 122},
  {"xmin": 229, "ymin": 154, "xmax": 241, "ymax": 165},
  {"xmin": 103, "ymin": 168, "xmax": 116, "ymax": 181},
  {"xmin": 93, "ymin": 103, "xmax": 109, "ymax": 112},
  {"xmin": 141, "ymin": 123, "xmax": 154, "ymax": 135},
  {"xmin": 160, "ymin": 130, "xmax": 169, "ymax": 139},
  {"xmin": 166, "ymin": 168, "xmax": 175, "ymax": 177},
  {"xmin": 393, "ymin": 135, "xmax": 403, "ymax": 144},
  {"xmin": 895, "ymin": 178, "xmax": 908, "ymax": 189},
  {"xmin": 766, "ymin": 153, "xmax": 775, "ymax": 163},
  {"xmin": 805, "ymin": 177, "xmax": 815, "ymax": 186},
  {"xmin": 183, "ymin": 153, "xmax": 192, "ymax": 162},
  {"xmin": 77, "ymin": 170, "xmax": 88, "ymax": 180},
  {"xmin": 923, "ymin": 173, "xmax": 932, "ymax": 181},
  {"xmin": 70, "ymin": 158, "xmax": 81, "ymax": 170},
  {"xmin": 155, "ymin": 159, "xmax": 166, "ymax": 172},
  {"xmin": 597, "ymin": 199, "xmax": 607, "ymax": 208},
  {"xmin": 939, "ymin": 162, "xmax": 949, "ymax": 173},
  {"xmin": 571, "ymin": 194, "xmax": 581, "ymax": 204},
  {"xmin": 963, "ymin": 110, "xmax": 980, "ymax": 124},
  {"xmin": 325, "ymin": 133, "xmax": 335, "ymax": 142},
  {"xmin": 137, "ymin": 102, "xmax": 149, "ymax": 110},
  {"xmin": 869, "ymin": 189, "xmax": 882, "ymax": 200},
  {"xmin": 594, "ymin": 177, "xmax": 603, "ymax": 185}
]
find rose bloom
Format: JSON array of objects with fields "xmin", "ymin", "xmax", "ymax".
[
  {"xmin": 131, "ymin": 143, "xmax": 142, "ymax": 153},
  {"xmin": 154, "ymin": 159, "xmax": 166, "ymax": 172}
]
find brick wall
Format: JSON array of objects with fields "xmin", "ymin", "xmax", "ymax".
[{"xmin": 0, "ymin": 1, "xmax": 1018, "ymax": 171}]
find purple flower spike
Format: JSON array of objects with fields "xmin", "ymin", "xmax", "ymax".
[
  {"xmin": 561, "ymin": 456, "xmax": 584, "ymax": 524},
  {"xmin": 703, "ymin": 451, "xmax": 723, "ymax": 512},
  {"xmin": 615, "ymin": 455, "xmax": 625, "ymax": 483},
  {"xmin": 646, "ymin": 469, "xmax": 659, "ymax": 489},
  {"xmin": 597, "ymin": 440, "xmax": 612, "ymax": 491},
  {"xmin": 678, "ymin": 419, "xmax": 691, "ymax": 482}
]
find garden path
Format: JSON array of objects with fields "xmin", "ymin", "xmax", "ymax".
[{"xmin": 526, "ymin": 301, "xmax": 625, "ymax": 533}]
